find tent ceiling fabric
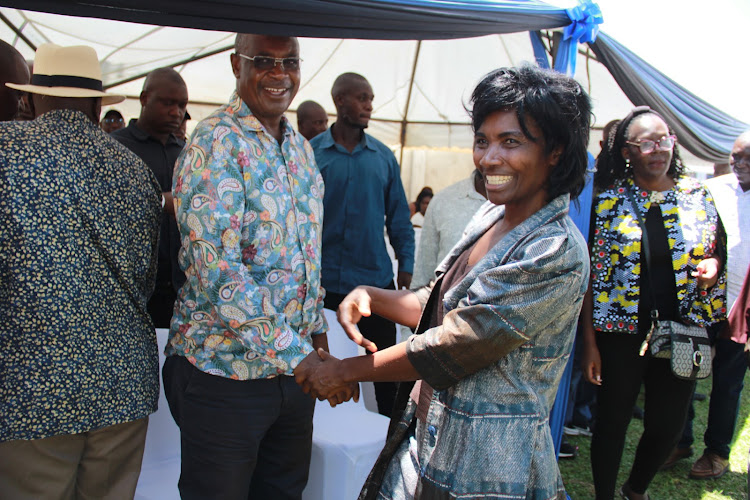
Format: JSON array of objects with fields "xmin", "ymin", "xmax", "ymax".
[
  {"xmin": 3, "ymin": 0, "xmax": 571, "ymax": 40},
  {"xmin": 0, "ymin": 2, "xmax": 735, "ymax": 169},
  {"xmin": 0, "ymin": 8, "xmax": 631, "ymax": 136},
  {"xmin": 590, "ymin": 33, "xmax": 748, "ymax": 163}
]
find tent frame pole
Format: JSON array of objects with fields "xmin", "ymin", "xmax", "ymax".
[
  {"xmin": 103, "ymin": 44, "xmax": 233, "ymax": 90},
  {"xmin": 398, "ymin": 40, "xmax": 421, "ymax": 169},
  {"xmin": 0, "ymin": 12, "xmax": 37, "ymax": 51}
]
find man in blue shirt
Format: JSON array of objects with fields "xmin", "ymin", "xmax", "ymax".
[{"xmin": 310, "ymin": 72, "xmax": 414, "ymax": 417}]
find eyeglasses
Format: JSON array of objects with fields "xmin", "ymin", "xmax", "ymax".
[
  {"xmin": 730, "ymin": 155, "xmax": 750, "ymax": 171},
  {"xmin": 102, "ymin": 117, "xmax": 124, "ymax": 124},
  {"xmin": 625, "ymin": 135, "xmax": 676, "ymax": 154},
  {"xmin": 235, "ymin": 53, "xmax": 302, "ymax": 72}
]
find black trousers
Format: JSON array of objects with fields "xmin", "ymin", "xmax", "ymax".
[
  {"xmin": 324, "ymin": 284, "xmax": 398, "ymax": 418},
  {"xmin": 147, "ymin": 286, "xmax": 177, "ymax": 328},
  {"xmin": 591, "ymin": 331, "xmax": 695, "ymax": 499},
  {"xmin": 162, "ymin": 356, "xmax": 315, "ymax": 500}
]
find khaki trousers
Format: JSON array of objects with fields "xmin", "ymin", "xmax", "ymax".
[{"xmin": 0, "ymin": 417, "xmax": 148, "ymax": 500}]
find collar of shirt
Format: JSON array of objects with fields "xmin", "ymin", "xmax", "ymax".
[
  {"xmin": 125, "ymin": 118, "xmax": 184, "ymax": 147},
  {"xmin": 229, "ymin": 91, "xmax": 296, "ymax": 142},
  {"xmin": 38, "ymin": 108, "xmax": 98, "ymax": 131},
  {"xmin": 315, "ymin": 125, "xmax": 376, "ymax": 153}
]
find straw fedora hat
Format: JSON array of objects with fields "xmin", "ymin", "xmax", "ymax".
[{"xmin": 6, "ymin": 43, "xmax": 124, "ymax": 105}]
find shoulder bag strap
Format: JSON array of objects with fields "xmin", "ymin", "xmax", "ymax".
[{"xmin": 626, "ymin": 187, "xmax": 660, "ymax": 355}]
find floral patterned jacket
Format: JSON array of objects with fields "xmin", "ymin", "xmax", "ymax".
[
  {"xmin": 590, "ymin": 177, "xmax": 726, "ymax": 333},
  {"xmin": 167, "ymin": 92, "xmax": 327, "ymax": 380}
]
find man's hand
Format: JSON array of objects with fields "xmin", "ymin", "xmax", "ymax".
[
  {"xmin": 337, "ymin": 287, "xmax": 378, "ymax": 352},
  {"xmin": 397, "ymin": 271, "xmax": 412, "ymax": 290},
  {"xmin": 294, "ymin": 349, "xmax": 359, "ymax": 406},
  {"xmin": 163, "ymin": 191, "xmax": 175, "ymax": 217},
  {"xmin": 311, "ymin": 332, "xmax": 329, "ymax": 353}
]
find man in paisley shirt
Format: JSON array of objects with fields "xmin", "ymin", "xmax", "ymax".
[
  {"xmin": 0, "ymin": 44, "xmax": 161, "ymax": 499},
  {"xmin": 165, "ymin": 34, "xmax": 354, "ymax": 500}
]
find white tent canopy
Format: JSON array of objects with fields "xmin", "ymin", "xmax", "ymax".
[{"xmin": 2, "ymin": 2, "xmax": 744, "ymax": 197}]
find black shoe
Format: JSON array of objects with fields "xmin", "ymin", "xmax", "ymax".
[
  {"xmin": 693, "ymin": 392, "xmax": 707, "ymax": 402},
  {"xmin": 619, "ymin": 482, "xmax": 650, "ymax": 500},
  {"xmin": 632, "ymin": 405, "xmax": 644, "ymax": 420},
  {"xmin": 559, "ymin": 439, "xmax": 578, "ymax": 459}
]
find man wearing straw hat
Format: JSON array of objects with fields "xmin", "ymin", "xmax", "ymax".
[{"xmin": 0, "ymin": 43, "xmax": 162, "ymax": 499}]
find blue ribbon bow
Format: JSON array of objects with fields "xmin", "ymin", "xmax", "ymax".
[{"xmin": 554, "ymin": 0, "xmax": 604, "ymax": 76}]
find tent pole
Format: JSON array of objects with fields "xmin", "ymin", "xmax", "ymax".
[
  {"xmin": 0, "ymin": 12, "xmax": 37, "ymax": 51},
  {"xmin": 103, "ymin": 44, "xmax": 233, "ymax": 90},
  {"xmin": 550, "ymin": 31, "xmax": 562, "ymax": 67},
  {"xmin": 398, "ymin": 40, "xmax": 421, "ymax": 170}
]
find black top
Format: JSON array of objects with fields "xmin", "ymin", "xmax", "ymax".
[
  {"xmin": 112, "ymin": 119, "xmax": 185, "ymax": 294},
  {"xmin": 638, "ymin": 204, "xmax": 679, "ymax": 334}
]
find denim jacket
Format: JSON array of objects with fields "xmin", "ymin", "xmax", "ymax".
[{"xmin": 360, "ymin": 194, "xmax": 589, "ymax": 499}]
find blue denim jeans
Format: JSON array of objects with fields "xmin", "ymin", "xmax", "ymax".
[{"xmin": 679, "ymin": 326, "xmax": 747, "ymax": 459}]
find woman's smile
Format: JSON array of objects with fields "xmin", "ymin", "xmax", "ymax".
[{"xmin": 484, "ymin": 174, "xmax": 513, "ymax": 187}]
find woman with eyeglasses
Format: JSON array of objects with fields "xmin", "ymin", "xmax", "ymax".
[{"xmin": 581, "ymin": 106, "xmax": 727, "ymax": 500}]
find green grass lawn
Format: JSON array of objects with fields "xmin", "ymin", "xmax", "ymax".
[{"xmin": 560, "ymin": 371, "xmax": 750, "ymax": 499}]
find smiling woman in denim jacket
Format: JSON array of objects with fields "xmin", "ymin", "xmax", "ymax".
[
  {"xmin": 581, "ymin": 107, "xmax": 727, "ymax": 500},
  {"xmin": 295, "ymin": 65, "xmax": 592, "ymax": 500}
]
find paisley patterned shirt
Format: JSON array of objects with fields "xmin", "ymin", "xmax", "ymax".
[
  {"xmin": 168, "ymin": 92, "xmax": 327, "ymax": 380},
  {"xmin": 0, "ymin": 110, "xmax": 162, "ymax": 442},
  {"xmin": 590, "ymin": 176, "xmax": 727, "ymax": 333}
]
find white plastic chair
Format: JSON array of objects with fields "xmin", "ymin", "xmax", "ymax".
[{"xmin": 301, "ymin": 309, "xmax": 390, "ymax": 500}]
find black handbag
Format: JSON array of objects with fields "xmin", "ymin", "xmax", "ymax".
[{"xmin": 627, "ymin": 188, "xmax": 712, "ymax": 380}]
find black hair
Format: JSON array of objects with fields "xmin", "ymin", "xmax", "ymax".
[
  {"xmin": 594, "ymin": 106, "xmax": 685, "ymax": 191},
  {"xmin": 103, "ymin": 109, "xmax": 123, "ymax": 120},
  {"xmin": 331, "ymin": 72, "xmax": 369, "ymax": 100},
  {"xmin": 468, "ymin": 65, "xmax": 592, "ymax": 201},
  {"xmin": 415, "ymin": 186, "xmax": 433, "ymax": 207}
]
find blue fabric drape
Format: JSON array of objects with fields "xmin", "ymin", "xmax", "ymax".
[
  {"xmin": 590, "ymin": 32, "xmax": 748, "ymax": 162},
  {"xmin": 552, "ymin": 0, "xmax": 602, "ymax": 75},
  {"xmin": 9, "ymin": 0, "xmax": 573, "ymax": 40},
  {"xmin": 529, "ymin": 31, "xmax": 551, "ymax": 69},
  {"xmin": 549, "ymin": 153, "xmax": 595, "ymax": 459}
]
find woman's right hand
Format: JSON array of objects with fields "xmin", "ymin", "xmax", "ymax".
[
  {"xmin": 337, "ymin": 287, "xmax": 379, "ymax": 352},
  {"xmin": 581, "ymin": 341, "xmax": 602, "ymax": 386}
]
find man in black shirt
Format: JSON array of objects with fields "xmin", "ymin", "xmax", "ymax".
[
  {"xmin": 0, "ymin": 40, "xmax": 30, "ymax": 121},
  {"xmin": 113, "ymin": 67, "xmax": 188, "ymax": 328}
]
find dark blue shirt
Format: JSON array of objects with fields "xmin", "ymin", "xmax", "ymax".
[{"xmin": 311, "ymin": 128, "xmax": 414, "ymax": 294}]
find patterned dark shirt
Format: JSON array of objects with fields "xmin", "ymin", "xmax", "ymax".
[{"xmin": 0, "ymin": 109, "xmax": 162, "ymax": 441}]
